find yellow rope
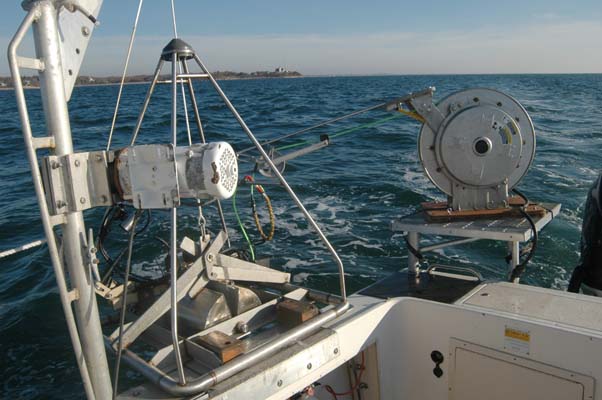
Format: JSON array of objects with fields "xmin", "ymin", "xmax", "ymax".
[
  {"xmin": 252, "ymin": 189, "xmax": 275, "ymax": 241},
  {"xmin": 397, "ymin": 108, "xmax": 426, "ymax": 123}
]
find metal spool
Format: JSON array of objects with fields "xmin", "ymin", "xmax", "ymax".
[{"xmin": 417, "ymin": 88, "xmax": 535, "ymax": 210}]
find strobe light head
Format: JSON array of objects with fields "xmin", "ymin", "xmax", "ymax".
[
  {"xmin": 416, "ymin": 88, "xmax": 536, "ymax": 211},
  {"xmin": 115, "ymin": 142, "xmax": 238, "ymax": 209}
]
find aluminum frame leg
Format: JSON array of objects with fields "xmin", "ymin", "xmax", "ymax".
[{"xmin": 407, "ymin": 232, "xmax": 420, "ymax": 277}]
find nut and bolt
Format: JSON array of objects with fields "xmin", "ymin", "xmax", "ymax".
[
  {"xmin": 51, "ymin": 161, "xmax": 61, "ymax": 169},
  {"xmin": 81, "ymin": 26, "xmax": 90, "ymax": 36},
  {"xmin": 56, "ymin": 200, "xmax": 66, "ymax": 208},
  {"xmin": 235, "ymin": 321, "xmax": 249, "ymax": 334},
  {"xmin": 74, "ymin": 160, "xmax": 81, "ymax": 167},
  {"xmin": 80, "ymin": 197, "xmax": 86, "ymax": 204}
]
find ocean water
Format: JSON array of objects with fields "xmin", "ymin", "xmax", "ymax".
[{"xmin": 1, "ymin": 74, "xmax": 601, "ymax": 398}]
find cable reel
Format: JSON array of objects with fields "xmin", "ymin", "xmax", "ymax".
[{"xmin": 412, "ymin": 88, "xmax": 536, "ymax": 211}]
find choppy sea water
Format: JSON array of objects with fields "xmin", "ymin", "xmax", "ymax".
[{"xmin": 1, "ymin": 74, "xmax": 601, "ymax": 398}]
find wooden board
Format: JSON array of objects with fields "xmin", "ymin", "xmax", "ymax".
[
  {"xmin": 277, "ymin": 298, "xmax": 319, "ymax": 328},
  {"xmin": 422, "ymin": 197, "xmax": 547, "ymax": 222},
  {"xmin": 194, "ymin": 331, "xmax": 243, "ymax": 363}
]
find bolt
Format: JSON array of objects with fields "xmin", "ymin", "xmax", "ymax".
[
  {"xmin": 307, "ymin": 363, "xmax": 312, "ymax": 370},
  {"xmin": 96, "ymin": 154, "xmax": 103, "ymax": 162},
  {"xmin": 186, "ymin": 150, "xmax": 194, "ymax": 158},
  {"xmin": 235, "ymin": 321, "xmax": 249, "ymax": 334},
  {"xmin": 56, "ymin": 200, "xmax": 66, "ymax": 208},
  {"xmin": 206, "ymin": 253, "xmax": 215, "ymax": 263},
  {"xmin": 51, "ymin": 161, "xmax": 61, "ymax": 169},
  {"xmin": 100, "ymin": 195, "xmax": 108, "ymax": 203},
  {"xmin": 80, "ymin": 197, "xmax": 86, "ymax": 204},
  {"xmin": 152, "ymin": 166, "xmax": 157, "ymax": 172},
  {"xmin": 334, "ymin": 348, "xmax": 339, "ymax": 354},
  {"xmin": 74, "ymin": 160, "xmax": 81, "ymax": 167},
  {"xmin": 81, "ymin": 26, "xmax": 90, "ymax": 37},
  {"xmin": 277, "ymin": 380, "xmax": 283, "ymax": 387}
]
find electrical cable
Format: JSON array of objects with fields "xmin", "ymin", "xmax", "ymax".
[
  {"xmin": 112, "ymin": 210, "xmax": 141, "ymax": 399},
  {"xmin": 510, "ymin": 207, "xmax": 538, "ymax": 282},
  {"xmin": 232, "ymin": 187, "xmax": 256, "ymax": 261},
  {"xmin": 324, "ymin": 351, "xmax": 366, "ymax": 399},
  {"xmin": 98, "ymin": 207, "xmax": 153, "ymax": 283},
  {"xmin": 509, "ymin": 188, "xmax": 538, "ymax": 281},
  {"xmin": 247, "ymin": 176, "xmax": 275, "ymax": 242},
  {"xmin": 404, "ymin": 235, "xmax": 424, "ymax": 261}
]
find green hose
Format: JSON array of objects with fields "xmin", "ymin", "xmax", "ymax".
[{"xmin": 232, "ymin": 188, "xmax": 255, "ymax": 261}]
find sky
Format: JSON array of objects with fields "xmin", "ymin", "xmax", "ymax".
[{"xmin": 0, "ymin": 0, "xmax": 601, "ymax": 76}]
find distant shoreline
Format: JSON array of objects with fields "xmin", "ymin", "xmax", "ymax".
[
  {"xmin": 1, "ymin": 71, "xmax": 600, "ymax": 91},
  {"xmin": 0, "ymin": 70, "xmax": 302, "ymax": 91}
]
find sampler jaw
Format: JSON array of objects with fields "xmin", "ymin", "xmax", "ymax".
[{"xmin": 413, "ymin": 88, "xmax": 536, "ymax": 211}]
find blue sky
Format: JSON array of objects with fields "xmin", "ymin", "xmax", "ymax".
[{"xmin": 1, "ymin": 0, "xmax": 601, "ymax": 75}]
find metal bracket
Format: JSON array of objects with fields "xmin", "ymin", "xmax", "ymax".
[
  {"xmin": 408, "ymin": 90, "xmax": 445, "ymax": 132},
  {"xmin": 67, "ymin": 288, "xmax": 80, "ymax": 302},
  {"xmin": 57, "ymin": 0, "xmax": 103, "ymax": 101},
  {"xmin": 41, "ymin": 150, "xmax": 113, "ymax": 215},
  {"xmin": 16, "ymin": 56, "xmax": 45, "ymax": 71},
  {"xmin": 206, "ymin": 253, "xmax": 291, "ymax": 284},
  {"xmin": 113, "ymin": 231, "xmax": 228, "ymax": 348},
  {"xmin": 86, "ymin": 228, "xmax": 100, "ymax": 282},
  {"xmin": 31, "ymin": 136, "xmax": 55, "ymax": 150},
  {"xmin": 124, "ymin": 144, "xmax": 180, "ymax": 209}
]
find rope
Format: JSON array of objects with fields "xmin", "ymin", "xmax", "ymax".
[
  {"xmin": 275, "ymin": 111, "xmax": 415, "ymax": 152},
  {"xmin": 106, "ymin": 0, "xmax": 144, "ymax": 151},
  {"xmin": 0, "ymin": 239, "xmax": 46, "ymax": 259}
]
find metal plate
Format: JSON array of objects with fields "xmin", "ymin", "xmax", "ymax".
[
  {"xmin": 419, "ymin": 88, "xmax": 535, "ymax": 196},
  {"xmin": 391, "ymin": 203, "xmax": 560, "ymax": 242},
  {"xmin": 58, "ymin": 0, "xmax": 103, "ymax": 101},
  {"xmin": 210, "ymin": 328, "xmax": 340, "ymax": 399},
  {"xmin": 126, "ymin": 145, "xmax": 180, "ymax": 209},
  {"xmin": 41, "ymin": 150, "xmax": 113, "ymax": 214}
]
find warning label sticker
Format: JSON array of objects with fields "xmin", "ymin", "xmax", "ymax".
[{"xmin": 504, "ymin": 326, "xmax": 531, "ymax": 355}]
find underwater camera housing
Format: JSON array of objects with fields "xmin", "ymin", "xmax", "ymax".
[{"xmin": 412, "ymin": 88, "xmax": 535, "ymax": 211}]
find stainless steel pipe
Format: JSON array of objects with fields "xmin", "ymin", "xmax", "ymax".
[{"xmin": 112, "ymin": 301, "xmax": 349, "ymax": 396}]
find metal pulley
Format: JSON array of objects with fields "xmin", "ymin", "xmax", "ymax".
[{"xmin": 411, "ymin": 88, "xmax": 535, "ymax": 210}]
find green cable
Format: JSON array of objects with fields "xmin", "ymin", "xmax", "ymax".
[
  {"xmin": 232, "ymin": 188, "xmax": 255, "ymax": 261},
  {"xmin": 275, "ymin": 113, "xmax": 405, "ymax": 152}
]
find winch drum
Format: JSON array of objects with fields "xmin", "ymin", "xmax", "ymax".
[{"xmin": 417, "ymin": 88, "xmax": 535, "ymax": 210}]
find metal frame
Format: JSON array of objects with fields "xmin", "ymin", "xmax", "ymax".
[
  {"xmin": 392, "ymin": 203, "xmax": 561, "ymax": 280},
  {"xmin": 8, "ymin": 1, "xmax": 111, "ymax": 399}
]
